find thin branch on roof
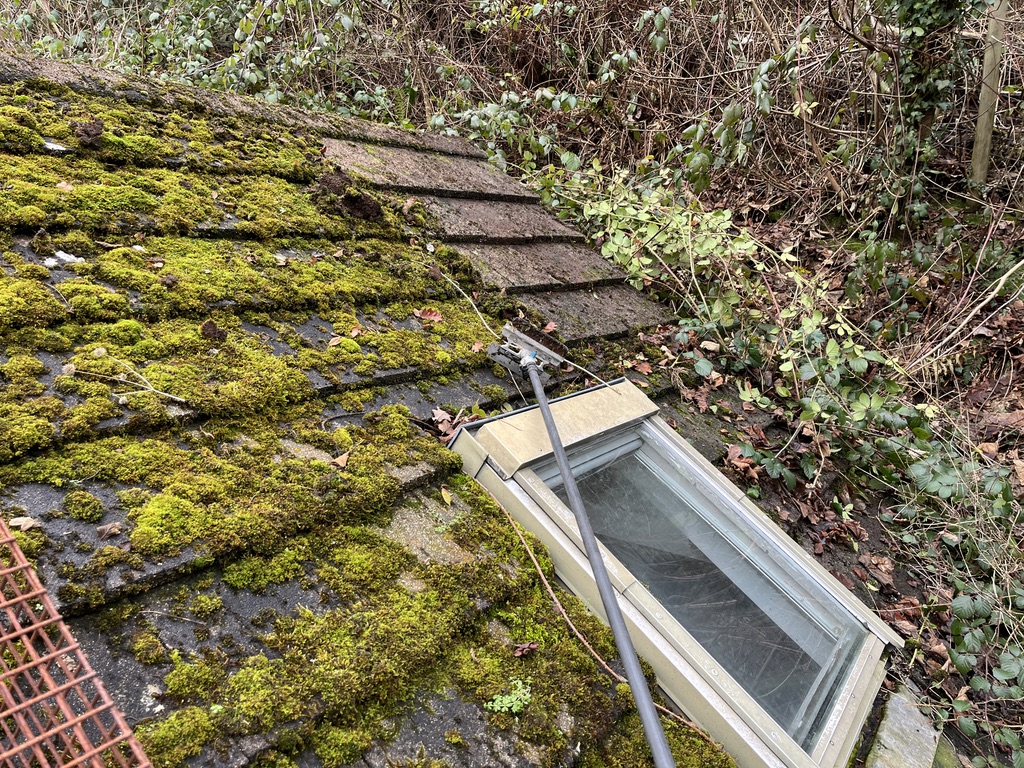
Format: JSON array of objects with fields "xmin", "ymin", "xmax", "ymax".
[{"xmin": 73, "ymin": 353, "xmax": 189, "ymax": 404}]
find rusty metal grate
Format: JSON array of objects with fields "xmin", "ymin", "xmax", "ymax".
[{"xmin": 1, "ymin": 520, "xmax": 151, "ymax": 767}]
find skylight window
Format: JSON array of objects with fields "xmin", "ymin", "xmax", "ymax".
[{"xmin": 451, "ymin": 380, "xmax": 901, "ymax": 768}]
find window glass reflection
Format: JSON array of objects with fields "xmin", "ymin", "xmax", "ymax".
[{"xmin": 548, "ymin": 441, "xmax": 865, "ymax": 749}]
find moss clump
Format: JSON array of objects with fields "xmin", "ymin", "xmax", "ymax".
[
  {"xmin": 0, "ymin": 354, "xmax": 47, "ymax": 398},
  {"xmin": 312, "ymin": 725, "xmax": 372, "ymax": 768},
  {"xmin": 58, "ymin": 281, "xmax": 131, "ymax": 323},
  {"xmin": 164, "ymin": 651, "xmax": 228, "ymax": 702},
  {"xmin": 223, "ymin": 545, "xmax": 308, "ymax": 592},
  {"xmin": 98, "ymin": 132, "xmax": 174, "ymax": 166},
  {"xmin": 480, "ymin": 384, "xmax": 508, "ymax": 405},
  {"xmin": 189, "ymin": 593, "xmax": 224, "ymax": 619},
  {"xmin": 11, "ymin": 528, "xmax": 48, "ymax": 560},
  {"xmin": 0, "ymin": 279, "xmax": 67, "ymax": 330},
  {"xmin": 130, "ymin": 493, "xmax": 209, "ymax": 557},
  {"xmin": 0, "ymin": 408, "xmax": 56, "ymax": 463},
  {"xmin": 131, "ymin": 630, "xmax": 168, "ymax": 664},
  {"xmin": 63, "ymin": 546, "xmax": 145, "ymax": 595},
  {"xmin": 136, "ymin": 706, "xmax": 218, "ymax": 768},
  {"xmin": 0, "ymin": 109, "xmax": 45, "ymax": 153},
  {"xmin": 63, "ymin": 490, "xmax": 105, "ymax": 522},
  {"xmin": 444, "ymin": 728, "xmax": 465, "ymax": 747},
  {"xmin": 224, "ymin": 654, "xmax": 307, "ymax": 731}
]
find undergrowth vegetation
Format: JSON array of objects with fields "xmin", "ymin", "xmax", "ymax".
[
  {"xmin": 541, "ymin": 164, "xmax": 1024, "ymax": 764},
  {"xmin": 2, "ymin": 0, "xmax": 1024, "ymax": 764}
]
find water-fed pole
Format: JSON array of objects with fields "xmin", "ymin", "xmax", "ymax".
[{"xmin": 490, "ymin": 323, "xmax": 677, "ymax": 768}]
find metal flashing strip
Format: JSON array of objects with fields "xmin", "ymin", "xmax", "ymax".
[{"xmin": 0, "ymin": 519, "xmax": 151, "ymax": 768}]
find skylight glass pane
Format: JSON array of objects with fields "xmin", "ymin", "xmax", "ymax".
[{"xmin": 546, "ymin": 436, "xmax": 868, "ymax": 751}]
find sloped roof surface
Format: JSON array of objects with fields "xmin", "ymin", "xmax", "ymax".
[{"xmin": 0, "ymin": 54, "xmax": 717, "ymax": 768}]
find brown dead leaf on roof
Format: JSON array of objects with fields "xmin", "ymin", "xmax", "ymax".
[
  {"xmin": 96, "ymin": 522, "xmax": 122, "ymax": 540},
  {"xmin": 431, "ymin": 407, "xmax": 480, "ymax": 443},
  {"xmin": 350, "ymin": 325, "xmax": 365, "ymax": 337},
  {"xmin": 413, "ymin": 307, "xmax": 443, "ymax": 324},
  {"xmin": 680, "ymin": 385, "xmax": 710, "ymax": 413},
  {"xmin": 56, "ymin": 180, "xmax": 74, "ymax": 192},
  {"xmin": 200, "ymin": 319, "xmax": 228, "ymax": 342},
  {"xmin": 327, "ymin": 336, "xmax": 344, "ymax": 347},
  {"xmin": 331, "ymin": 452, "xmax": 350, "ymax": 468},
  {"xmin": 441, "ymin": 486, "xmax": 453, "ymax": 506},
  {"xmin": 471, "ymin": 341, "xmax": 485, "ymax": 353},
  {"xmin": 636, "ymin": 360, "xmax": 653, "ymax": 375},
  {"xmin": 71, "ymin": 117, "xmax": 104, "ymax": 147},
  {"xmin": 797, "ymin": 499, "xmax": 820, "ymax": 524},
  {"xmin": 830, "ymin": 569, "xmax": 856, "ymax": 590},
  {"xmin": 542, "ymin": 321, "xmax": 558, "ymax": 333},
  {"xmin": 8, "ymin": 516, "xmax": 41, "ymax": 531}
]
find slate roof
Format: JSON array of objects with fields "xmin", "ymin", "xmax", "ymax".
[{"xmin": 0, "ymin": 54, "xmax": 726, "ymax": 768}]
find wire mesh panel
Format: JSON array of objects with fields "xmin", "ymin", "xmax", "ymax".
[{"xmin": 1, "ymin": 520, "xmax": 151, "ymax": 768}]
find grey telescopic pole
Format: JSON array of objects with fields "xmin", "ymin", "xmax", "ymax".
[{"xmin": 523, "ymin": 359, "xmax": 677, "ymax": 768}]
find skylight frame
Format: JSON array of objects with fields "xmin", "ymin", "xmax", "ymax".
[{"xmin": 451, "ymin": 380, "xmax": 902, "ymax": 768}]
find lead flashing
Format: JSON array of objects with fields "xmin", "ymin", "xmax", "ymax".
[{"xmin": 472, "ymin": 379, "xmax": 658, "ymax": 476}]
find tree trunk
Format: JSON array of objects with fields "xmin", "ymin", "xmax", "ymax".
[{"xmin": 970, "ymin": 0, "xmax": 1009, "ymax": 186}]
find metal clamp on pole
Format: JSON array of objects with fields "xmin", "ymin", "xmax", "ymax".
[{"xmin": 490, "ymin": 324, "xmax": 677, "ymax": 768}]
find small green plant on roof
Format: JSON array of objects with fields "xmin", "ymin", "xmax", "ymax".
[{"xmin": 485, "ymin": 677, "xmax": 532, "ymax": 715}]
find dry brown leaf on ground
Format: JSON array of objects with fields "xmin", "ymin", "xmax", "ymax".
[
  {"xmin": 926, "ymin": 641, "xmax": 949, "ymax": 661},
  {"xmin": 879, "ymin": 596, "xmax": 922, "ymax": 622},
  {"xmin": 726, "ymin": 445, "xmax": 760, "ymax": 481},
  {"xmin": 893, "ymin": 620, "xmax": 920, "ymax": 637},
  {"xmin": 858, "ymin": 552, "xmax": 895, "ymax": 587},
  {"xmin": 978, "ymin": 442, "xmax": 999, "ymax": 458},
  {"xmin": 980, "ymin": 411, "xmax": 1024, "ymax": 438},
  {"xmin": 743, "ymin": 423, "xmax": 769, "ymax": 446}
]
